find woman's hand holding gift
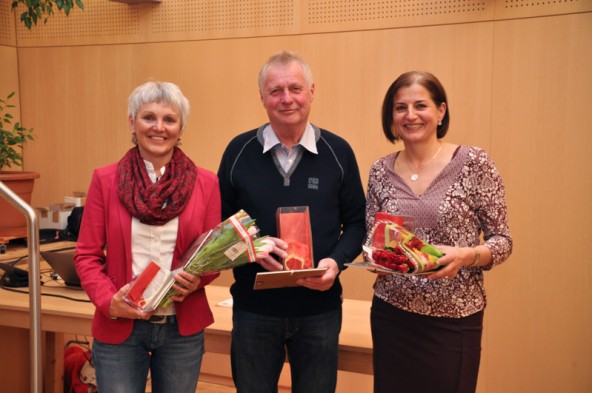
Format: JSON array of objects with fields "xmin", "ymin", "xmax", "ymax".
[
  {"xmin": 427, "ymin": 245, "xmax": 474, "ymax": 280},
  {"xmin": 110, "ymin": 284, "xmax": 153, "ymax": 320},
  {"xmin": 171, "ymin": 271, "xmax": 202, "ymax": 302}
]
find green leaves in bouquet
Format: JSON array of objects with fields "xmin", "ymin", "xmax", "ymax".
[
  {"xmin": 185, "ymin": 219, "xmax": 257, "ymax": 273},
  {"xmin": 11, "ymin": 0, "xmax": 85, "ymax": 30},
  {"xmin": 404, "ymin": 236, "xmax": 445, "ymax": 259},
  {"xmin": 158, "ymin": 211, "xmax": 265, "ymax": 309}
]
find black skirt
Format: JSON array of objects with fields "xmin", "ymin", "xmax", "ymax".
[{"xmin": 371, "ymin": 296, "xmax": 484, "ymax": 393}]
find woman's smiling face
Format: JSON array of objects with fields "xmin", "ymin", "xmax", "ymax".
[
  {"xmin": 130, "ymin": 101, "xmax": 182, "ymax": 167},
  {"xmin": 391, "ymin": 83, "xmax": 446, "ymax": 143}
]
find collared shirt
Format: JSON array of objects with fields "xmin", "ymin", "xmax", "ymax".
[
  {"xmin": 262, "ymin": 123, "xmax": 318, "ymax": 172},
  {"xmin": 131, "ymin": 160, "xmax": 178, "ymax": 315}
]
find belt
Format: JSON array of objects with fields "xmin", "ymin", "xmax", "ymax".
[{"xmin": 148, "ymin": 315, "xmax": 176, "ymax": 324}]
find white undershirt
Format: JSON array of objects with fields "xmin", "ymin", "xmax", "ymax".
[{"xmin": 131, "ymin": 160, "xmax": 178, "ymax": 315}]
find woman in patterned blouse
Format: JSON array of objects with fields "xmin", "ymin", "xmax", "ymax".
[{"xmin": 366, "ymin": 71, "xmax": 512, "ymax": 393}]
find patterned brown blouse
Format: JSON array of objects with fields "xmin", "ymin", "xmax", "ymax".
[{"xmin": 366, "ymin": 145, "xmax": 513, "ymax": 318}]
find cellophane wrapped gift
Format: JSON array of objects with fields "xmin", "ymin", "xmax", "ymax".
[
  {"xmin": 364, "ymin": 212, "xmax": 444, "ymax": 274},
  {"xmin": 123, "ymin": 261, "xmax": 175, "ymax": 312},
  {"xmin": 276, "ymin": 206, "xmax": 314, "ymax": 270},
  {"xmin": 123, "ymin": 210, "xmax": 274, "ymax": 311}
]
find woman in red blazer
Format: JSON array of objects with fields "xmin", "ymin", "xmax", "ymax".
[{"xmin": 74, "ymin": 81, "xmax": 221, "ymax": 393}]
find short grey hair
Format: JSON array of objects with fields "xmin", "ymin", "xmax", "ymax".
[
  {"xmin": 258, "ymin": 50, "xmax": 314, "ymax": 91},
  {"xmin": 128, "ymin": 81, "xmax": 190, "ymax": 131}
]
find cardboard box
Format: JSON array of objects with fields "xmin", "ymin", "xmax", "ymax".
[
  {"xmin": 64, "ymin": 191, "xmax": 86, "ymax": 207},
  {"xmin": 37, "ymin": 203, "xmax": 75, "ymax": 229},
  {"xmin": 64, "ymin": 196, "xmax": 86, "ymax": 207}
]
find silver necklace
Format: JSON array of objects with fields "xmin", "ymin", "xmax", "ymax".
[{"xmin": 404, "ymin": 144, "xmax": 442, "ymax": 182}]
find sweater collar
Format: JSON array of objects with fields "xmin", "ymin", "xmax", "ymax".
[{"xmin": 257, "ymin": 123, "xmax": 320, "ymax": 154}]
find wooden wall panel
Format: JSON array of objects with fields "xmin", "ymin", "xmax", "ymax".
[
  {"xmin": 485, "ymin": 12, "xmax": 592, "ymax": 393},
  {"xmin": 12, "ymin": 0, "xmax": 499, "ymax": 47},
  {"xmin": 18, "ymin": 22, "xmax": 495, "ymax": 242},
  {"xmin": 493, "ymin": 0, "xmax": 592, "ymax": 19},
  {"xmin": 0, "ymin": 45, "xmax": 19, "ymax": 99},
  {"xmin": 9, "ymin": 1, "xmax": 592, "ymax": 392},
  {"xmin": 12, "ymin": 0, "xmax": 592, "ymax": 48},
  {"xmin": 0, "ymin": 0, "xmax": 16, "ymax": 47},
  {"xmin": 301, "ymin": 0, "xmax": 496, "ymax": 33}
]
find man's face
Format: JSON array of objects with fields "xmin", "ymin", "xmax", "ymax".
[{"xmin": 260, "ymin": 61, "xmax": 315, "ymax": 132}]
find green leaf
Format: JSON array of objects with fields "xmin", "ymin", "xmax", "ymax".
[
  {"xmin": 0, "ymin": 92, "xmax": 34, "ymax": 170},
  {"xmin": 15, "ymin": 0, "xmax": 84, "ymax": 29}
]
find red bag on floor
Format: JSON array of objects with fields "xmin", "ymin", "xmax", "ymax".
[{"xmin": 64, "ymin": 345, "xmax": 97, "ymax": 393}]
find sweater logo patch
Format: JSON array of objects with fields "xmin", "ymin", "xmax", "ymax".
[{"xmin": 308, "ymin": 177, "xmax": 319, "ymax": 190}]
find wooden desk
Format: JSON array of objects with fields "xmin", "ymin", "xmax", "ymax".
[
  {"xmin": 0, "ymin": 279, "xmax": 373, "ymax": 392},
  {"xmin": 0, "ymin": 240, "xmax": 77, "ymax": 260},
  {"xmin": 0, "ymin": 241, "xmax": 88, "ymax": 393}
]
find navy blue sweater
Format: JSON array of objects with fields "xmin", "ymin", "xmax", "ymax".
[{"xmin": 217, "ymin": 125, "xmax": 366, "ymax": 317}]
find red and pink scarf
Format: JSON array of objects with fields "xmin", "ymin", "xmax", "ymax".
[{"xmin": 117, "ymin": 147, "xmax": 197, "ymax": 225}]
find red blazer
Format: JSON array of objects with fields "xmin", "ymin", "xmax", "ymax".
[{"xmin": 74, "ymin": 162, "xmax": 221, "ymax": 344}]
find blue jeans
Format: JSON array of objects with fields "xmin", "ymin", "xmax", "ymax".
[
  {"xmin": 231, "ymin": 307, "xmax": 342, "ymax": 393},
  {"xmin": 92, "ymin": 317, "xmax": 204, "ymax": 393}
]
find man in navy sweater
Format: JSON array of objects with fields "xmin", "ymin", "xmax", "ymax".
[{"xmin": 217, "ymin": 50, "xmax": 366, "ymax": 393}]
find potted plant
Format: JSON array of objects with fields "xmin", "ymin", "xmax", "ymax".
[
  {"xmin": 1, "ymin": 1, "xmax": 85, "ymax": 240},
  {"xmin": 0, "ymin": 92, "xmax": 39, "ymax": 239}
]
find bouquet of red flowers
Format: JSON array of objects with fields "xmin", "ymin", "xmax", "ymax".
[{"xmin": 364, "ymin": 213, "xmax": 444, "ymax": 274}]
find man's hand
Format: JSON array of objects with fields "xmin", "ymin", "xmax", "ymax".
[
  {"xmin": 256, "ymin": 237, "xmax": 287, "ymax": 271},
  {"xmin": 297, "ymin": 258, "xmax": 339, "ymax": 291}
]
